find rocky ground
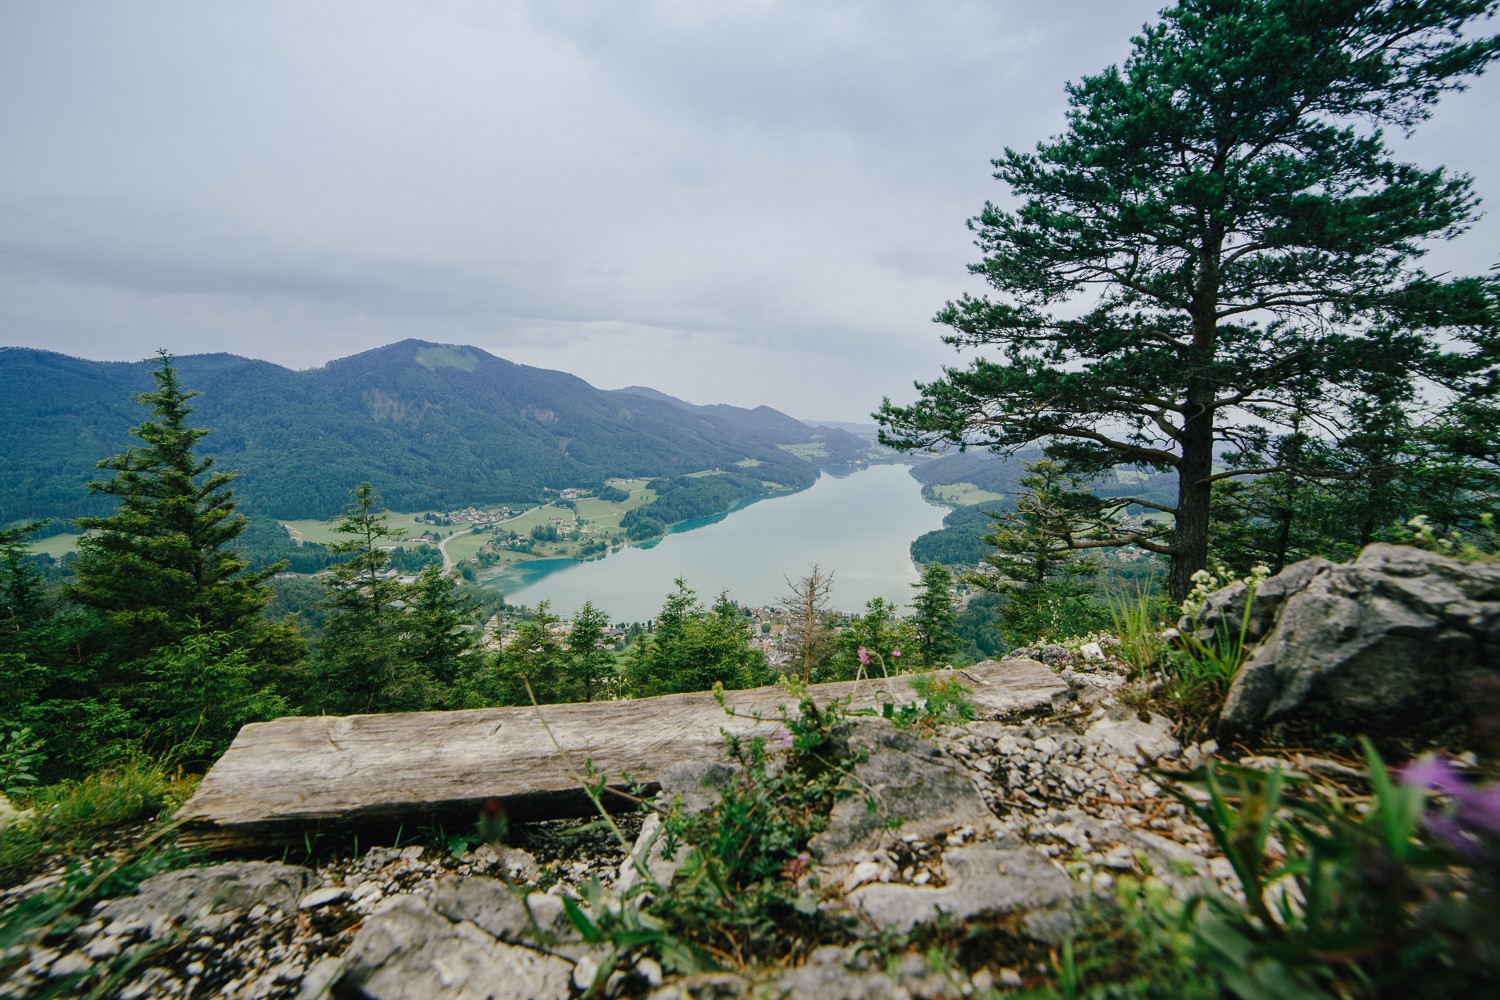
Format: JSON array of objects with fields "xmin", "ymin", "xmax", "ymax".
[
  {"xmin": 7, "ymin": 542, "xmax": 1493, "ymax": 998},
  {"xmin": 2, "ymin": 649, "xmax": 1269, "ymax": 1000}
]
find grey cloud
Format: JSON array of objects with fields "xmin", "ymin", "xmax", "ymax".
[{"xmin": 0, "ymin": 0, "xmax": 1494, "ymax": 419}]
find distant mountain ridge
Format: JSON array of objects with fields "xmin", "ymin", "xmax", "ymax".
[{"xmin": 0, "ymin": 341, "xmax": 872, "ymax": 522}]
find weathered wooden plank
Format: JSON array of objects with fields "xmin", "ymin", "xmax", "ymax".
[{"xmin": 177, "ymin": 660, "xmax": 1066, "ymax": 851}]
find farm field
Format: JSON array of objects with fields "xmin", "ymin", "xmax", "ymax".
[
  {"xmin": 929, "ymin": 482, "xmax": 1006, "ymax": 506},
  {"xmin": 26, "ymin": 532, "xmax": 84, "ymax": 557}
]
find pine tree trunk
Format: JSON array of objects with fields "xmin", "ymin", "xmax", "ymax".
[{"xmin": 1170, "ymin": 394, "xmax": 1214, "ymax": 603}]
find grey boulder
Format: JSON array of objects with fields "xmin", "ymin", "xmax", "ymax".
[{"xmin": 1217, "ymin": 544, "xmax": 1500, "ymax": 739}]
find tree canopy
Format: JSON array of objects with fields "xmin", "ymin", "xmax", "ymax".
[{"xmin": 878, "ymin": 0, "xmax": 1500, "ymax": 598}]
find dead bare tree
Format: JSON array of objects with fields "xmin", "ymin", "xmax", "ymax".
[{"xmin": 779, "ymin": 565, "xmax": 837, "ymax": 684}]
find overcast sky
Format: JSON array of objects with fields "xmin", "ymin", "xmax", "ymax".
[{"xmin": 2, "ymin": 1, "xmax": 1496, "ymax": 423}]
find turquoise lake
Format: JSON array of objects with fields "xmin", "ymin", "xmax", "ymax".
[{"xmin": 480, "ymin": 463, "xmax": 949, "ymax": 622}]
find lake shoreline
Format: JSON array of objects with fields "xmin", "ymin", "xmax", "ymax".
[{"xmin": 480, "ymin": 464, "xmax": 947, "ymax": 621}]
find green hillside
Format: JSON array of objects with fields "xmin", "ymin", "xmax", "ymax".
[{"xmin": 0, "ymin": 341, "xmax": 841, "ymax": 522}]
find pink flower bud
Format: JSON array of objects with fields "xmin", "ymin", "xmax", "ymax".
[{"xmin": 857, "ymin": 646, "xmax": 871, "ymax": 666}]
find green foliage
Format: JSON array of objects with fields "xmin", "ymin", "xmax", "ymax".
[
  {"xmin": 484, "ymin": 601, "xmax": 567, "ymax": 706},
  {"xmin": 135, "ymin": 627, "xmax": 291, "ymax": 769},
  {"xmin": 564, "ymin": 600, "xmax": 617, "ymax": 702},
  {"xmin": 909, "ymin": 501, "xmax": 1008, "ymax": 567},
  {"xmin": 878, "ymin": 0, "xmax": 1500, "ymax": 600},
  {"xmin": 310, "ymin": 483, "xmax": 455, "ymax": 714},
  {"xmin": 881, "ymin": 674, "xmax": 976, "ymax": 733},
  {"xmin": 656, "ymin": 696, "xmax": 853, "ymax": 966},
  {"xmin": 827, "ymin": 598, "xmax": 913, "ymax": 681},
  {"xmin": 13, "ymin": 355, "xmax": 306, "ymax": 777},
  {"xmin": 950, "ymin": 590, "xmax": 1009, "ymax": 662},
  {"xmin": 0, "ymin": 765, "xmax": 195, "ymax": 996},
  {"xmin": 68, "ymin": 351, "xmax": 288, "ymax": 662},
  {"xmin": 0, "ymin": 727, "xmax": 45, "ymax": 797},
  {"xmin": 1112, "ymin": 567, "xmax": 1262, "ymax": 736},
  {"xmin": 622, "ymin": 581, "xmax": 772, "ymax": 697},
  {"xmin": 0, "ymin": 519, "xmax": 52, "ymax": 628},
  {"xmin": 1023, "ymin": 875, "xmax": 1221, "ymax": 1000},
  {"xmin": 1397, "ymin": 511, "xmax": 1500, "ymax": 561},
  {"xmin": 971, "ymin": 461, "xmax": 1113, "ymax": 646},
  {"xmin": 0, "ymin": 760, "xmax": 189, "ymax": 885},
  {"xmin": 1106, "ymin": 583, "xmax": 1175, "ymax": 674},
  {"xmin": 405, "ymin": 564, "xmax": 484, "ymax": 688},
  {"xmin": 1167, "ymin": 742, "xmax": 1499, "ymax": 997}
]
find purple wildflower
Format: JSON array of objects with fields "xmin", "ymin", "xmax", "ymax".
[
  {"xmin": 891, "ymin": 648, "xmax": 902, "ymax": 659},
  {"xmin": 857, "ymin": 646, "xmax": 871, "ymax": 667},
  {"xmin": 776, "ymin": 729, "xmax": 794, "ymax": 749},
  {"xmin": 1401, "ymin": 754, "xmax": 1500, "ymax": 856}
]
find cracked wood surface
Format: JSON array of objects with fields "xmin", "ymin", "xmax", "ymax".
[{"xmin": 178, "ymin": 659, "xmax": 1066, "ymax": 851}]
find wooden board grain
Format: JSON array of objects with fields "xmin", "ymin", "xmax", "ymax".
[{"xmin": 177, "ymin": 660, "xmax": 1066, "ymax": 851}]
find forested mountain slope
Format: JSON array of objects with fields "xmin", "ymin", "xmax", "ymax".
[{"xmin": 0, "ymin": 341, "xmax": 828, "ymax": 521}]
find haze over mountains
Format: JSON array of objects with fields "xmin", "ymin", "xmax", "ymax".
[{"xmin": 0, "ymin": 340, "xmax": 874, "ymax": 523}]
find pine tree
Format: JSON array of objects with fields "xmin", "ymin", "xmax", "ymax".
[
  {"xmin": 623, "ymin": 581, "xmax": 769, "ymax": 696},
  {"xmin": 879, "ymin": 1, "xmax": 1500, "ymax": 599},
  {"xmin": 56, "ymin": 353, "xmax": 303, "ymax": 768},
  {"xmin": 972, "ymin": 461, "xmax": 1110, "ymax": 643},
  {"xmin": 0, "ymin": 520, "xmax": 50, "ymax": 632},
  {"xmin": 406, "ymin": 564, "xmax": 483, "ymax": 690}
]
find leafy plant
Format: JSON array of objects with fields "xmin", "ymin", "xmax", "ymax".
[
  {"xmin": 1398, "ymin": 512, "xmax": 1499, "ymax": 562},
  {"xmin": 1159, "ymin": 566, "xmax": 1270, "ymax": 737},
  {"xmin": 882, "ymin": 673, "xmax": 976, "ymax": 733},
  {"xmin": 1167, "ymin": 740, "xmax": 1497, "ymax": 998},
  {"xmin": 0, "ymin": 726, "xmax": 45, "ymax": 797},
  {"xmin": 655, "ymin": 695, "xmax": 858, "ymax": 967}
]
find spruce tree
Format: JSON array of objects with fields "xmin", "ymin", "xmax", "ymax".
[
  {"xmin": 910, "ymin": 563, "xmax": 961, "ymax": 667},
  {"xmin": 623, "ymin": 581, "xmax": 769, "ymax": 696},
  {"xmin": 62, "ymin": 352, "xmax": 301, "ymax": 768},
  {"xmin": 879, "ymin": 0, "xmax": 1500, "ymax": 599},
  {"xmin": 406, "ymin": 563, "xmax": 483, "ymax": 689},
  {"xmin": 564, "ymin": 599, "xmax": 615, "ymax": 701},
  {"xmin": 313, "ymin": 482, "xmax": 435, "ymax": 714},
  {"xmin": 69, "ymin": 351, "xmax": 281, "ymax": 658},
  {"xmin": 972, "ymin": 461, "xmax": 1110, "ymax": 643},
  {"xmin": 488, "ymin": 601, "xmax": 567, "ymax": 705}
]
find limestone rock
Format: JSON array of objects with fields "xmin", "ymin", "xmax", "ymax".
[
  {"xmin": 841, "ymin": 843, "xmax": 1074, "ymax": 942},
  {"xmin": 1185, "ymin": 556, "xmax": 1334, "ymax": 647},
  {"xmin": 658, "ymin": 760, "xmax": 737, "ymax": 815},
  {"xmin": 1219, "ymin": 544, "xmax": 1500, "ymax": 739},
  {"xmin": 808, "ymin": 721, "xmax": 991, "ymax": 865},
  {"xmin": 94, "ymin": 862, "xmax": 320, "ymax": 936},
  {"xmin": 0, "ymin": 792, "xmax": 34, "ymax": 834},
  {"xmin": 313, "ymin": 895, "xmax": 573, "ymax": 1000},
  {"xmin": 427, "ymin": 876, "xmax": 574, "ymax": 949},
  {"xmin": 1086, "ymin": 711, "xmax": 1179, "ymax": 762}
]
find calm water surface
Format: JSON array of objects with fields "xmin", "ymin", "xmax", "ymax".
[{"xmin": 482, "ymin": 464, "xmax": 947, "ymax": 621}]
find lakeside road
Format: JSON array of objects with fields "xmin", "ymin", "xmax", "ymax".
[{"xmin": 437, "ymin": 530, "xmax": 459, "ymax": 573}]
